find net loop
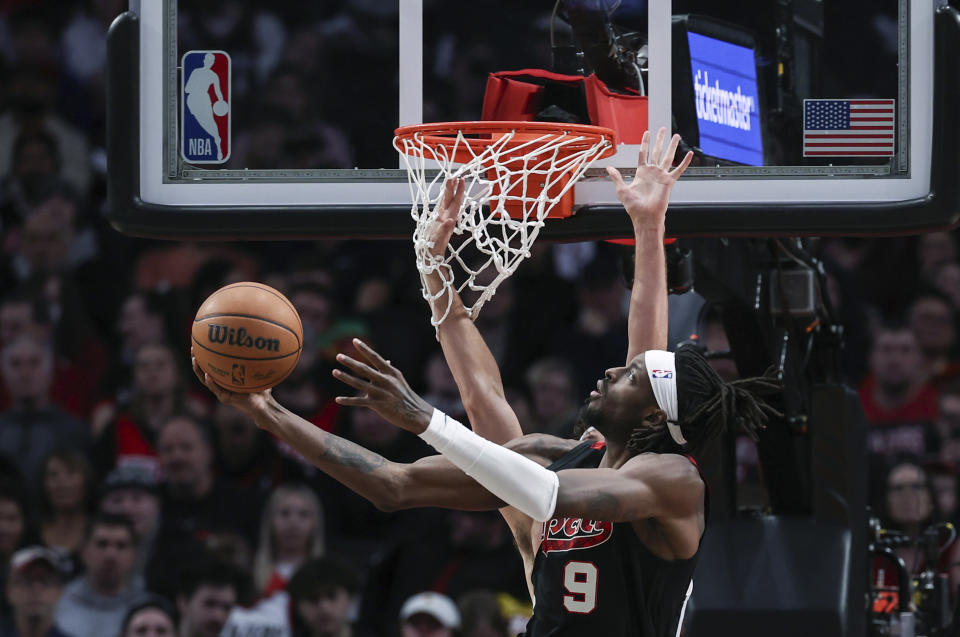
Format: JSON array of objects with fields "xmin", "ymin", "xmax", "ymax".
[{"xmin": 394, "ymin": 121, "xmax": 616, "ymax": 325}]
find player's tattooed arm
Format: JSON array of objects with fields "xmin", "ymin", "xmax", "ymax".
[
  {"xmin": 193, "ymin": 355, "xmax": 501, "ymax": 512},
  {"xmin": 553, "ymin": 453, "xmax": 704, "ymax": 524},
  {"xmin": 262, "ymin": 397, "xmax": 505, "ymax": 512}
]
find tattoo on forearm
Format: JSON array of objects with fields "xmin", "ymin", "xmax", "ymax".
[
  {"xmin": 591, "ymin": 492, "xmax": 624, "ymax": 521},
  {"xmin": 317, "ymin": 436, "xmax": 387, "ymax": 472}
]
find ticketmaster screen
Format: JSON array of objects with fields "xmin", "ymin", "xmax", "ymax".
[{"xmin": 687, "ymin": 31, "xmax": 764, "ymax": 166}]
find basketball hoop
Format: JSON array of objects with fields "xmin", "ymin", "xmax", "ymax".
[{"xmin": 394, "ymin": 121, "xmax": 617, "ymax": 325}]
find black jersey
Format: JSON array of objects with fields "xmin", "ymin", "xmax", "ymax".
[{"xmin": 522, "ymin": 441, "xmax": 704, "ymax": 637}]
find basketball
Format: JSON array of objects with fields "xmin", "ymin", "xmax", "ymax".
[
  {"xmin": 192, "ymin": 282, "xmax": 302, "ymax": 393},
  {"xmin": 213, "ymin": 100, "xmax": 229, "ymax": 116}
]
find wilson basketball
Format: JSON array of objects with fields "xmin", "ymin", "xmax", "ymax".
[{"xmin": 192, "ymin": 282, "xmax": 302, "ymax": 393}]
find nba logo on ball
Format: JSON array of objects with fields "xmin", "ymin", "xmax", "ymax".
[{"xmin": 181, "ymin": 50, "xmax": 231, "ymax": 164}]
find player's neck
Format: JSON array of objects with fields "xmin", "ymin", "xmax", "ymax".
[{"xmin": 598, "ymin": 439, "xmax": 633, "ymax": 469}]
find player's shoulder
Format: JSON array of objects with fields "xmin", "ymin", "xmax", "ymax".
[
  {"xmin": 624, "ymin": 453, "xmax": 704, "ymax": 517},
  {"xmin": 623, "ymin": 452, "xmax": 703, "ymax": 487}
]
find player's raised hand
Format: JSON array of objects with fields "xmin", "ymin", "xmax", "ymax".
[
  {"xmin": 606, "ymin": 127, "xmax": 693, "ymax": 230},
  {"xmin": 426, "ymin": 178, "xmax": 466, "ymax": 258},
  {"xmin": 332, "ymin": 339, "xmax": 434, "ymax": 433},
  {"xmin": 191, "ymin": 352, "xmax": 272, "ymax": 416}
]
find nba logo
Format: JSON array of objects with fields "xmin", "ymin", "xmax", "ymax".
[{"xmin": 181, "ymin": 50, "xmax": 231, "ymax": 164}]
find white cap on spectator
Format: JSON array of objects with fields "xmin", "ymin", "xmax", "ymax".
[
  {"xmin": 399, "ymin": 592, "xmax": 461, "ymax": 629},
  {"xmin": 10, "ymin": 546, "xmax": 63, "ymax": 576}
]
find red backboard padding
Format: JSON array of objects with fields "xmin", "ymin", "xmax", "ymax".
[{"xmin": 482, "ymin": 69, "xmax": 648, "ymax": 143}]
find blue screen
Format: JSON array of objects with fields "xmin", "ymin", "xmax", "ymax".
[{"xmin": 687, "ymin": 31, "xmax": 763, "ymax": 166}]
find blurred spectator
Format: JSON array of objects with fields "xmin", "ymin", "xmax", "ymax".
[
  {"xmin": 174, "ymin": 558, "xmax": 243, "ymax": 637},
  {"xmin": 7, "ymin": 193, "xmax": 78, "ymax": 280},
  {"xmin": 146, "ymin": 415, "xmax": 257, "ymax": 599},
  {"xmin": 211, "ymin": 403, "xmax": 305, "ymax": 507},
  {"xmin": 398, "ymin": 592, "xmax": 460, "ymax": 637},
  {"xmin": 60, "ymin": 0, "xmax": 126, "ymax": 130},
  {"xmin": 0, "ymin": 6, "xmax": 59, "ymax": 67},
  {"xmin": 115, "ymin": 295, "xmax": 170, "ymax": 364},
  {"xmin": 134, "ymin": 244, "xmax": 258, "ymax": 294},
  {"xmin": 859, "ymin": 322, "xmax": 939, "ymax": 465},
  {"xmin": 0, "ymin": 64, "xmax": 91, "ymax": 199},
  {"xmin": 287, "ymin": 557, "xmax": 360, "ymax": 637},
  {"xmin": 289, "ymin": 282, "xmax": 366, "ymax": 370},
  {"xmin": 523, "ymin": 357, "xmax": 578, "ymax": 437},
  {"xmin": 54, "ymin": 513, "xmax": 143, "ymax": 637},
  {"xmin": 3, "ymin": 546, "xmax": 70, "ymax": 637},
  {"xmin": 875, "ymin": 460, "xmax": 941, "ymax": 575},
  {"xmin": 99, "ymin": 291, "xmax": 184, "ymax": 399},
  {"xmin": 202, "ymin": 532, "xmax": 253, "ymax": 591},
  {"xmin": 0, "ymin": 293, "xmax": 39, "ymax": 347},
  {"xmin": 0, "ymin": 482, "xmax": 30, "ymax": 625},
  {"xmin": 0, "ymin": 290, "xmax": 97, "ymax": 420},
  {"xmin": 117, "ymin": 595, "xmax": 177, "ymax": 637},
  {"xmin": 908, "ymin": 290, "xmax": 960, "ymax": 387},
  {"xmin": 98, "ymin": 466, "xmax": 159, "ymax": 579},
  {"xmin": 253, "ymin": 483, "xmax": 325, "ymax": 599},
  {"xmin": 457, "ymin": 591, "xmax": 508, "ymax": 637},
  {"xmin": 357, "ymin": 511, "xmax": 526, "ymax": 637},
  {"xmin": 38, "ymin": 449, "xmax": 95, "ymax": 574},
  {"xmin": 936, "ymin": 384, "xmax": 960, "ymax": 452},
  {"xmin": 547, "ymin": 254, "xmax": 628, "ymax": 397},
  {"xmin": 918, "ymin": 232, "xmax": 957, "ymax": 287},
  {"xmin": 0, "ymin": 131, "xmax": 61, "ymax": 227},
  {"xmin": 210, "ymin": 527, "xmax": 292, "ymax": 637},
  {"xmin": 93, "ymin": 342, "xmax": 206, "ymax": 476},
  {"xmin": 926, "ymin": 463, "xmax": 958, "ymax": 525},
  {"xmin": 0, "ymin": 336, "xmax": 89, "ymax": 489},
  {"xmin": 934, "ymin": 261, "xmax": 960, "ymax": 311}
]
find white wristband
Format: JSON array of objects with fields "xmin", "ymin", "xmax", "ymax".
[{"xmin": 420, "ymin": 409, "xmax": 559, "ymax": 522}]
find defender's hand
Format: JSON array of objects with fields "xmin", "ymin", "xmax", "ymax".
[
  {"xmin": 191, "ymin": 353, "xmax": 273, "ymax": 416},
  {"xmin": 426, "ymin": 178, "xmax": 466, "ymax": 258},
  {"xmin": 606, "ymin": 127, "xmax": 693, "ymax": 230},
  {"xmin": 333, "ymin": 339, "xmax": 433, "ymax": 434}
]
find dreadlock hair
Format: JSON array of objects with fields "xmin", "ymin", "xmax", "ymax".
[{"xmin": 626, "ymin": 345, "xmax": 783, "ymax": 456}]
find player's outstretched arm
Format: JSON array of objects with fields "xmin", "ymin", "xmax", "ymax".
[
  {"xmin": 191, "ymin": 356, "xmax": 501, "ymax": 513},
  {"xmin": 607, "ymin": 128, "xmax": 693, "ymax": 362},
  {"xmin": 335, "ymin": 344, "xmax": 703, "ymax": 527},
  {"xmin": 336, "ymin": 345, "xmax": 703, "ymax": 535},
  {"xmin": 418, "ymin": 178, "xmax": 523, "ymax": 445},
  {"xmin": 553, "ymin": 453, "xmax": 703, "ymax": 524}
]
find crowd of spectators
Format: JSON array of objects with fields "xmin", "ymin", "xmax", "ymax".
[{"xmin": 0, "ymin": 0, "xmax": 955, "ymax": 636}]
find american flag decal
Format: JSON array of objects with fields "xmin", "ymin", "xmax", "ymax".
[{"xmin": 803, "ymin": 99, "xmax": 895, "ymax": 157}]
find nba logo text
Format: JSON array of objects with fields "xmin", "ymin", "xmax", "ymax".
[{"xmin": 181, "ymin": 50, "xmax": 231, "ymax": 164}]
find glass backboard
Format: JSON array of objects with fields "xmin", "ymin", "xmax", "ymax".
[{"xmin": 106, "ymin": 0, "xmax": 960, "ymax": 239}]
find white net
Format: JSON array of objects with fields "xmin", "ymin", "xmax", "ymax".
[{"xmin": 394, "ymin": 124, "xmax": 614, "ymax": 326}]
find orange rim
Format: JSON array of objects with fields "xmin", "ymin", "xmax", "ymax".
[{"xmin": 394, "ymin": 121, "xmax": 618, "ymax": 160}]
